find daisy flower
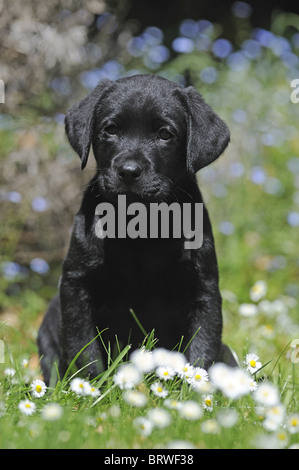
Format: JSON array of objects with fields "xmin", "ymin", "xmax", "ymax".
[
  {"xmin": 188, "ymin": 367, "xmax": 209, "ymax": 390},
  {"xmin": 164, "ymin": 398, "xmax": 182, "ymax": 410},
  {"xmin": 84, "ymin": 382, "xmax": 101, "ymax": 397},
  {"xmin": 286, "ymin": 413, "xmax": 299, "ymax": 434},
  {"xmin": 248, "ymin": 377, "xmax": 258, "ymax": 392},
  {"xmin": 238, "ymin": 303, "xmax": 258, "ymax": 317},
  {"xmin": 70, "ymin": 377, "xmax": 88, "ymax": 396},
  {"xmin": 249, "ymin": 280, "xmax": 267, "ymax": 302},
  {"xmin": 147, "ymin": 408, "xmax": 171, "ymax": 428},
  {"xmin": 152, "ymin": 348, "xmax": 185, "ymax": 373},
  {"xmin": 30, "ymin": 379, "xmax": 47, "ymax": 398},
  {"xmin": 166, "ymin": 440, "xmax": 195, "ymax": 449},
  {"xmin": 156, "ymin": 366, "xmax": 175, "ymax": 381},
  {"xmin": 253, "ymin": 382, "xmax": 280, "ymax": 407},
  {"xmin": 217, "ymin": 409, "xmax": 239, "ymax": 428},
  {"xmin": 4, "ymin": 368, "xmax": 16, "ymax": 378},
  {"xmin": 113, "ymin": 363, "xmax": 142, "ymax": 390},
  {"xmin": 209, "ymin": 362, "xmax": 231, "ymax": 389},
  {"xmin": 21, "ymin": 358, "xmax": 29, "ymax": 369},
  {"xmin": 177, "ymin": 362, "xmax": 194, "ymax": 381},
  {"xmin": 202, "ymin": 394, "xmax": 214, "ymax": 412},
  {"xmin": 201, "ymin": 419, "xmax": 220, "ymax": 434},
  {"xmin": 220, "ymin": 368, "xmax": 251, "ymax": 399},
  {"xmin": 41, "ymin": 403, "xmax": 63, "ymax": 421},
  {"xmin": 123, "ymin": 390, "xmax": 148, "ymax": 407},
  {"xmin": 179, "ymin": 400, "xmax": 203, "ymax": 421},
  {"xmin": 133, "ymin": 416, "xmax": 153, "ymax": 436},
  {"xmin": 245, "ymin": 353, "xmax": 262, "ymax": 374},
  {"xmin": 265, "ymin": 404, "xmax": 286, "ymax": 425},
  {"xmin": 150, "ymin": 381, "xmax": 168, "ymax": 398},
  {"xmin": 130, "ymin": 347, "xmax": 155, "ymax": 373},
  {"xmin": 18, "ymin": 399, "xmax": 36, "ymax": 416}
]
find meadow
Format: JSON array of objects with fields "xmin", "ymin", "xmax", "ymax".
[{"xmin": 1, "ymin": 9, "xmax": 299, "ymax": 450}]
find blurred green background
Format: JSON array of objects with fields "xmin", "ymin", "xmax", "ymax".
[{"xmin": 1, "ymin": 0, "xmax": 299, "ymax": 367}]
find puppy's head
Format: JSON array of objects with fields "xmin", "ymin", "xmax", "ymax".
[{"xmin": 65, "ymin": 74, "xmax": 229, "ymax": 201}]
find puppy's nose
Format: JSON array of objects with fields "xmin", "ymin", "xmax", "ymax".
[{"xmin": 115, "ymin": 160, "xmax": 142, "ymax": 185}]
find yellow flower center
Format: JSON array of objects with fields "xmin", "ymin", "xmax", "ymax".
[
  {"xmin": 291, "ymin": 418, "xmax": 298, "ymax": 426},
  {"xmin": 36, "ymin": 385, "xmax": 42, "ymax": 393},
  {"xmin": 205, "ymin": 399, "xmax": 212, "ymax": 406},
  {"xmin": 157, "ymin": 387, "xmax": 163, "ymax": 393},
  {"xmin": 195, "ymin": 374, "xmax": 201, "ymax": 381},
  {"xmin": 79, "ymin": 383, "xmax": 84, "ymax": 388},
  {"xmin": 249, "ymin": 360, "xmax": 256, "ymax": 367},
  {"xmin": 163, "ymin": 371, "xmax": 169, "ymax": 376},
  {"xmin": 25, "ymin": 403, "xmax": 31, "ymax": 408}
]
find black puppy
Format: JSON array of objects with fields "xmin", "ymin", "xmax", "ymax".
[{"xmin": 38, "ymin": 74, "xmax": 236, "ymax": 385}]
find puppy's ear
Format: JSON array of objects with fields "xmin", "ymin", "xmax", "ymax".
[
  {"xmin": 65, "ymin": 79, "xmax": 112, "ymax": 170},
  {"xmin": 182, "ymin": 86, "xmax": 230, "ymax": 173}
]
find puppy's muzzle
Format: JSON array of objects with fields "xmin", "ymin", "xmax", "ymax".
[{"xmin": 114, "ymin": 158, "xmax": 143, "ymax": 185}]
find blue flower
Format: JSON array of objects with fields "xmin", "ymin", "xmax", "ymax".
[
  {"xmin": 250, "ymin": 166, "xmax": 267, "ymax": 185},
  {"xmin": 200, "ymin": 67, "xmax": 218, "ymax": 84},
  {"xmin": 2, "ymin": 261, "xmax": 21, "ymax": 280},
  {"xmin": 287, "ymin": 212, "xmax": 299, "ymax": 227},
  {"xmin": 31, "ymin": 197, "xmax": 49, "ymax": 212},
  {"xmin": 219, "ymin": 221, "xmax": 235, "ymax": 236},
  {"xmin": 172, "ymin": 37, "xmax": 194, "ymax": 53},
  {"xmin": 231, "ymin": 1, "xmax": 252, "ymax": 18},
  {"xmin": 30, "ymin": 258, "xmax": 50, "ymax": 274},
  {"xmin": 212, "ymin": 39, "xmax": 232, "ymax": 59}
]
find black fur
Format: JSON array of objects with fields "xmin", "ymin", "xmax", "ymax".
[{"xmin": 38, "ymin": 74, "xmax": 236, "ymax": 385}]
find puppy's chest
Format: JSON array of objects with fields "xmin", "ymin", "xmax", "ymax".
[{"xmin": 86, "ymin": 255, "xmax": 198, "ymax": 305}]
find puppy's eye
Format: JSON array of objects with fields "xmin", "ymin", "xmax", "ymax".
[
  {"xmin": 158, "ymin": 129, "xmax": 172, "ymax": 141},
  {"xmin": 106, "ymin": 124, "xmax": 118, "ymax": 135}
]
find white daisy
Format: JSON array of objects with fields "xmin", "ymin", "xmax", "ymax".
[
  {"xmin": 18, "ymin": 399, "xmax": 36, "ymax": 416},
  {"xmin": 202, "ymin": 394, "xmax": 214, "ymax": 412},
  {"xmin": 220, "ymin": 368, "xmax": 251, "ymax": 399},
  {"xmin": 265, "ymin": 404, "xmax": 285, "ymax": 424},
  {"xmin": 166, "ymin": 440, "xmax": 195, "ymax": 449},
  {"xmin": 163, "ymin": 398, "xmax": 182, "ymax": 410},
  {"xmin": 133, "ymin": 416, "xmax": 153, "ymax": 436},
  {"xmin": 249, "ymin": 280, "xmax": 267, "ymax": 302},
  {"xmin": 123, "ymin": 390, "xmax": 148, "ymax": 407},
  {"xmin": 209, "ymin": 362, "xmax": 231, "ymax": 389},
  {"xmin": 150, "ymin": 381, "xmax": 168, "ymax": 398},
  {"xmin": 238, "ymin": 303, "xmax": 258, "ymax": 317},
  {"xmin": 41, "ymin": 403, "xmax": 63, "ymax": 421},
  {"xmin": 177, "ymin": 362, "xmax": 194, "ymax": 381},
  {"xmin": 217, "ymin": 409, "xmax": 239, "ymax": 428},
  {"xmin": 21, "ymin": 358, "xmax": 29, "ymax": 369},
  {"xmin": 113, "ymin": 363, "xmax": 142, "ymax": 390},
  {"xmin": 156, "ymin": 366, "xmax": 175, "ymax": 381},
  {"xmin": 245, "ymin": 353, "xmax": 262, "ymax": 374},
  {"xmin": 147, "ymin": 408, "xmax": 171, "ymax": 428},
  {"xmin": 253, "ymin": 382, "xmax": 280, "ymax": 407},
  {"xmin": 83, "ymin": 382, "xmax": 101, "ymax": 397},
  {"xmin": 248, "ymin": 377, "xmax": 258, "ymax": 392},
  {"xmin": 130, "ymin": 347, "xmax": 155, "ymax": 373},
  {"xmin": 152, "ymin": 348, "xmax": 185, "ymax": 372},
  {"xmin": 201, "ymin": 419, "xmax": 220, "ymax": 434},
  {"xmin": 30, "ymin": 379, "xmax": 47, "ymax": 398},
  {"xmin": 4, "ymin": 368, "xmax": 16, "ymax": 378},
  {"xmin": 179, "ymin": 400, "xmax": 203, "ymax": 421},
  {"xmin": 286, "ymin": 413, "xmax": 299, "ymax": 434},
  {"xmin": 70, "ymin": 377, "xmax": 88, "ymax": 396},
  {"xmin": 188, "ymin": 367, "xmax": 209, "ymax": 389}
]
